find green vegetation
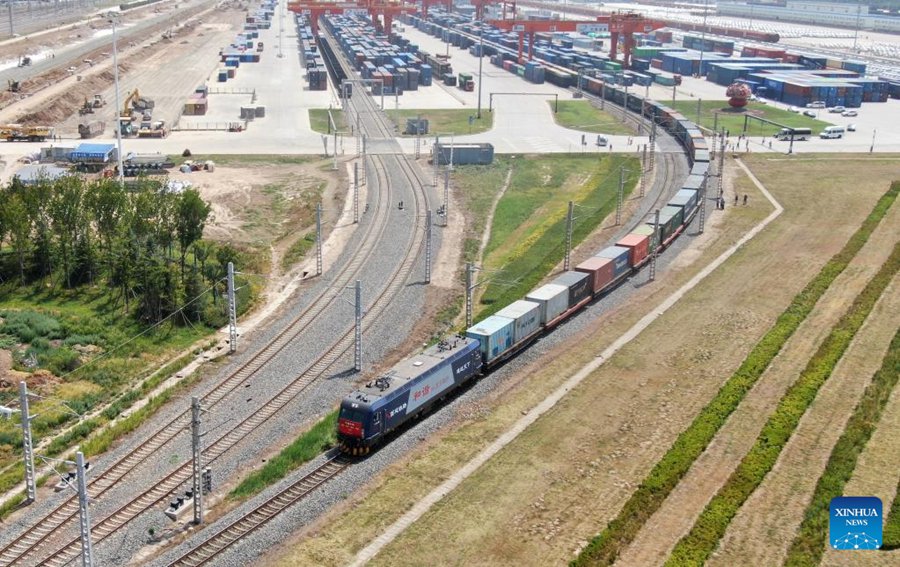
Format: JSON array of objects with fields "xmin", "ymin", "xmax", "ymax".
[
  {"xmin": 785, "ymin": 326, "xmax": 900, "ymax": 562},
  {"xmin": 282, "ymin": 233, "xmax": 316, "ymax": 270},
  {"xmin": 476, "ymin": 154, "xmax": 638, "ymax": 318},
  {"xmin": 229, "ymin": 411, "xmax": 338, "ymax": 499},
  {"xmin": 551, "ymin": 100, "xmax": 635, "ymax": 136},
  {"xmin": 308, "ymin": 109, "xmax": 345, "ymax": 135},
  {"xmin": 573, "ymin": 182, "xmax": 900, "ymax": 566},
  {"xmin": 385, "ymin": 109, "xmax": 493, "ymax": 136},
  {"xmin": 885, "ymin": 474, "xmax": 900, "ymax": 549},
  {"xmin": 668, "ymin": 240, "xmax": 900, "ymax": 565},
  {"xmin": 670, "ymin": 100, "xmax": 832, "ymax": 135},
  {"xmin": 183, "ymin": 154, "xmax": 313, "ymax": 167}
]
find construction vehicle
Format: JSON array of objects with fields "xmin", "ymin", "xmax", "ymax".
[
  {"xmin": 137, "ymin": 120, "xmax": 169, "ymax": 138},
  {"xmin": 0, "ymin": 124, "xmax": 54, "ymax": 142},
  {"xmin": 121, "ymin": 89, "xmax": 156, "ymax": 120},
  {"xmin": 91, "ymin": 94, "xmax": 107, "ymax": 108},
  {"xmin": 18, "ymin": 56, "xmax": 31, "ymax": 67},
  {"xmin": 257, "ymin": 41, "xmax": 264, "ymax": 52},
  {"xmin": 78, "ymin": 121, "xmax": 106, "ymax": 139},
  {"xmin": 79, "ymin": 99, "xmax": 95, "ymax": 115},
  {"xmin": 8, "ymin": 80, "xmax": 20, "ymax": 93}
]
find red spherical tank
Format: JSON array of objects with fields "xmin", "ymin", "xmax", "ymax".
[{"xmin": 726, "ymin": 83, "xmax": 752, "ymax": 108}]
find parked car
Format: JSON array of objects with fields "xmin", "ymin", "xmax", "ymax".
[
  {"xmin": 842, "ymin": 110, "xmax": 858, "ymax": 117},
  {"xmin": 807, "ymin": 101, "xmax": 826, "ymax": 108},
  {"xmin": 803, "ymin": 110, "xmax": 817, "ymax": 117},
  {"xmin": 828, "ymin": 106, "xmax": 846, "ymax": 113},
  {"xmin": 847, "ymin": 123, "xmax": 857, "ymax": 131}
]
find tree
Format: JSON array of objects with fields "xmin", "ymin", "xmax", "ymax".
[
  {"xmin": 176, "ymin": 189, "xmax": 211, "ymax": 276},
  {"xmin": 87, "ymin": 178, "xmax": 127, "ymax": 273},
  {"xmin": 6, "ymin": 194, "xmax": 31, "ymax": 283}
]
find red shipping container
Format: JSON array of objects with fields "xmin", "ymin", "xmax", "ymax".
[
  {"xmin": 741, "ymin": 46, "xmax": 757, "ymax": 57},
  {"xmin": 651, "ymin": 58, "xmax": 663, "ymax": 69},
  {"xmin": 616, "ymin": 233, "xmax": 650, "ymax": 266},
  {"xmin": 575, "ymin": 257, "xmax": 614, "ymax": 294}
]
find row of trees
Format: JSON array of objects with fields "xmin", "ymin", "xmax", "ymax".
[{"xmin": 0, "ymin": 175, "xmax": 241, "ymax": 325}]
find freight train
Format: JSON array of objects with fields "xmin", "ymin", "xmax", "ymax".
[{"xmin": 338, "ymin": 78, "xmax": 711, "ymax": 456}]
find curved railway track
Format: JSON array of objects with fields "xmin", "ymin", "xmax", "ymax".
[
  {"xmin": 22, "ymin": 77, "xmax": 433, "ymax": 567},
  {"xmin": 0, "ymin": 78, "xmax": 428, "ymax": 567}
]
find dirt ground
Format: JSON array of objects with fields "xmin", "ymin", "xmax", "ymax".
[{"xmin": 258, "ymin": 155, "xmax": 897, "ymax": 567}]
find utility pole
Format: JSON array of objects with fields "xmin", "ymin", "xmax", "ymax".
[
  {"xmin": 227, "ymin": 262, "xmax": 237, "ymax": 353},
  {"xmin": 19, "ymin": 381, "xmax": 35, "ymax": 503},
  {"xmin": 477, "ymin": 25, "xmax": 484, "ymax": 119},
  {"xmin": 698, "ymin": 171, "xmax": 708, "ymax": 234},
  {"xmin": 76, "ymin": 451, "xmax": 93, "ymax": 567},
  {"xmin": 425, "ymin": 209, "xmax": 432, "ymax": 284},
  {"xmin": 110, "ymin": 15, "xmax": 124, "ymax": 185},
  {"xmin": 465, "ymin": 262, "xmax": 475, "ymax": 328},
  {"xmin": 564, "ymin": 201, "xmax": 574, "ymax": 271},
  {"xmin": 7, "ymin": 3, "xmax": 13, "ymax": 37},
  {"xmin": 354, "ymin": 280, "xmax": 362, "ymax": 372},
  {"xmin": 615, "ymin": 167, "xmax": 625, "ymax": 225},
  {"xmin": 353, "ymin": 162, "xmax": 359, "ymax": 224},
  {"xmin": 191, "ymin": 397, "xmax": 202, "ymax": 525},
  {"xmin": 649, "ymin": 209, "xmax": 660, "ymax": 282},
  {"xmin": 622, "ymin": 84, "xmax": 629, "ymax": 123},
  {"xmin": 443, "ymin": 168, "xmax": 450, "ymax": 227},
  {"xmin": 600, "ymin": 81, "xmax": 605, "ymax": 110},
  {"xmin": 649, "ymin": 121, "xmax": 657, "ymax": 171},
  {"xmin": 361, "ymin": 134, "xmax": 367, "ymax": 185},
  {"xmin": 718, "ymin": 128, "xmax": 726, "ymax": 199},
  {"xmin": 696, "ymin": 98, "xmax": 702, "ymax": 125},
  {"xmin": 433, "ymin": 135, "xmax": 440, "ymax": 186},
  {"xmin": 316, "ymin": 203, "xmax": 323, "ymax": 276},
  {"xmin": 640, "ymin": 145, "xmax": 647, "ymax": 198},
  {"xmin": 356, "ymin": 112, "xmax": 361, "ymax": 156}
]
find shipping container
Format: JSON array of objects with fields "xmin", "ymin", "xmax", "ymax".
[
  {"xmin": 575, "ymin": 257, "xmax": 614, "ymax": 294},
  {"xmin": 494, "ymin": 300, "xmax": 542, "ymax": 344},
  {"xmin": 525, "ymin": 283, "xmax": 569, "ymax": 326},
  {"xmin": 631, "ymin": 224, "xmax": 655, "ymax": 237},
  {"xmin": 616, "ymin": 233, "xmax": 650, "ymax": 266},
  {"xmin": 550, "ymin": 271, "xmax": 592, "ymax": 309},
  {"xmin": 594, "ymin": 246, "xmax": 632, "ymax": 278},
  {"xmin": 667, "ymin": 188, "xmax": 699, "ymax": 215},
  {"xmin": 466, "ymin": 316, "xmax": 515, "ymax": 363}
]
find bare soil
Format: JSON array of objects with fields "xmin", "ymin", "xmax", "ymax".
[{"xmin": 259, "ymin": 155, "xmax": 897, "ymax": 567}]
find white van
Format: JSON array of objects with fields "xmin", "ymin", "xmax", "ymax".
[{"xmin": 820, "ymin": 126, "xmax": 845, "ymax": 139}]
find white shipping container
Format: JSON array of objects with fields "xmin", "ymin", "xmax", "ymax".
[
  {"xmin": 525, "ymin": 284, "xmax": 569, "ymax": 325},
  {"xmin": 495, "ymin": 300, "xmax": 542, "ymax": 343},
  {"xmin": 466, "ymin": 315, "xmax": 515, "ymax": 362}
]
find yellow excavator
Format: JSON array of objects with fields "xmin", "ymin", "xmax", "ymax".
[{"xmin": 120, "ymin": 89, "xmax": 155, "ymax": 120}]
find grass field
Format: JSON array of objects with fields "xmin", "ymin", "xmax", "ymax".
[
  {"xmin": 670, "ymin": 100, "xmax": 833, "ymax": 136},
  {"xmin": 308, "ymin": 109, "xmax": 346, "ymax": 135},
  {"xmin": 385, "ymin": 109, "xmax": 493, "ymax": 136},
  {"xmin": 452, "ymin": 154, "xmax": 639, "ymax": 320},
  {"xmin": 262, "ymin": 154, "xmax": 900, "ymax": 567},
  {"xmin": 551, "ymin": 100, "xmax": 635, "ymax": 136}
]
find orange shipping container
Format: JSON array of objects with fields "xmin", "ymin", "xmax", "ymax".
[
  {"xmin": 575, "ymin": 257, "xmax": 614, "ymax": 294},
  {"xmin": 616, "ymin": 233, "xmax": 650, "ymax": 266}
]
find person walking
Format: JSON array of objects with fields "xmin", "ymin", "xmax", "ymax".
[
  {"xmin": 734, "ymin": 194, "xmax": 739, "ymax": 206},
  {"xmin": 743, "ymin": 194, "xmax": 748, "ymax": 206}
]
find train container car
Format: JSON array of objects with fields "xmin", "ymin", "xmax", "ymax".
[
  {"xmin": 616, "ymin": 234, "xmax": 651, "ymax": 266},
  {"xmin": 551, "ymin": 271, "xmax": 592, "ymax": 309},
  {"xmin": 682, "ymin": 173, "xmax": 705, "ymax": 192},
  {"xmin": 594, "ymin": 246, "xmax": 632, "ymax": 279},
  {"xmin": 575, "ymin": 257, "xmax": 614, "ymax": 294},
  {"xmin": 667, "ymin": 189, "xmax": 700, "ymax": 217},
  {"xmin": 337, "ymin": 337, "xmax": 483, "ymax": 453},
  {"xmin": 647, "ymin": 206, "xmax": 682, "ymax": 242},
  {"xmin": 691, "ymin": 161, "xmax": 710, "ymax": 177},
  {"xmin": 466, "ymin": 316, "xmax": 515, "ymax": 363},
  {"xmin": 631, "ymin": 224, "xmax": 655, "ymax": 237},
  {"xmin": 494, "ymin": 300, "xmax": 541, "ymax": 344},
  {"xmin": 526, "ymin": 283, "xmax": 569, "ymax": 326}
]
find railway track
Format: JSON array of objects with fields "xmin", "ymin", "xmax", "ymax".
[
  {"xmin": 17, "ymin": 60, "xmax": 432, "ymax": 567},
  {"xmin": 0, "ymin": 78, "xmax": 424, "ymax": 567},
  {"xmin": 167, "ymin": 455, "xmax": 351, "ymax": 567}
]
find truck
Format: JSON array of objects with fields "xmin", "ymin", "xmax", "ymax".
[
  {"xmin": 0, "ymin": 124, "xmax": 54, "ymax": 142},
  {"xmin": 257, "ymin": 41, "xmax": 264, "ymax": 52},
  {"xmin": 137, "ymin": 120, "xmax": 169, "ymax": 138},
  {"xmin": 78, "ymin": 121, "xmax": 105, "ymax": 139}
]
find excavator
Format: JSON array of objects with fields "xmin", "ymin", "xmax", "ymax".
[{"xmin": 120, "ymin": 89, "xmax": 155, "ymax": 121}]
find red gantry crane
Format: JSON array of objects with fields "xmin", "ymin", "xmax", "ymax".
[
  {"xmin": 288, "ymin": 0, "xmax": 416, "ymax": 37},
  {"xmin": 489, "ymin": 12, "xmax": 664, "ymax": 67}
]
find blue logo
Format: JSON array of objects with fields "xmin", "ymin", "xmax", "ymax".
[{"xmin": 829, "ymin": 496, "xmax": 882, "ymax": 550}]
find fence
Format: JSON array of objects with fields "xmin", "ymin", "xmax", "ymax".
[
  {"xmin": 1, "ymin": 0, "xmax": 122, "ymax": 39},
  {"xmin": 172, "ymin": 121, "xmax": 248, "ymax": 132}
]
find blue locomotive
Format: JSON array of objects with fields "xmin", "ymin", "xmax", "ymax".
[{"xmin": 338, "ymin": 337, "xmax": 483, "ymax": 454}]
